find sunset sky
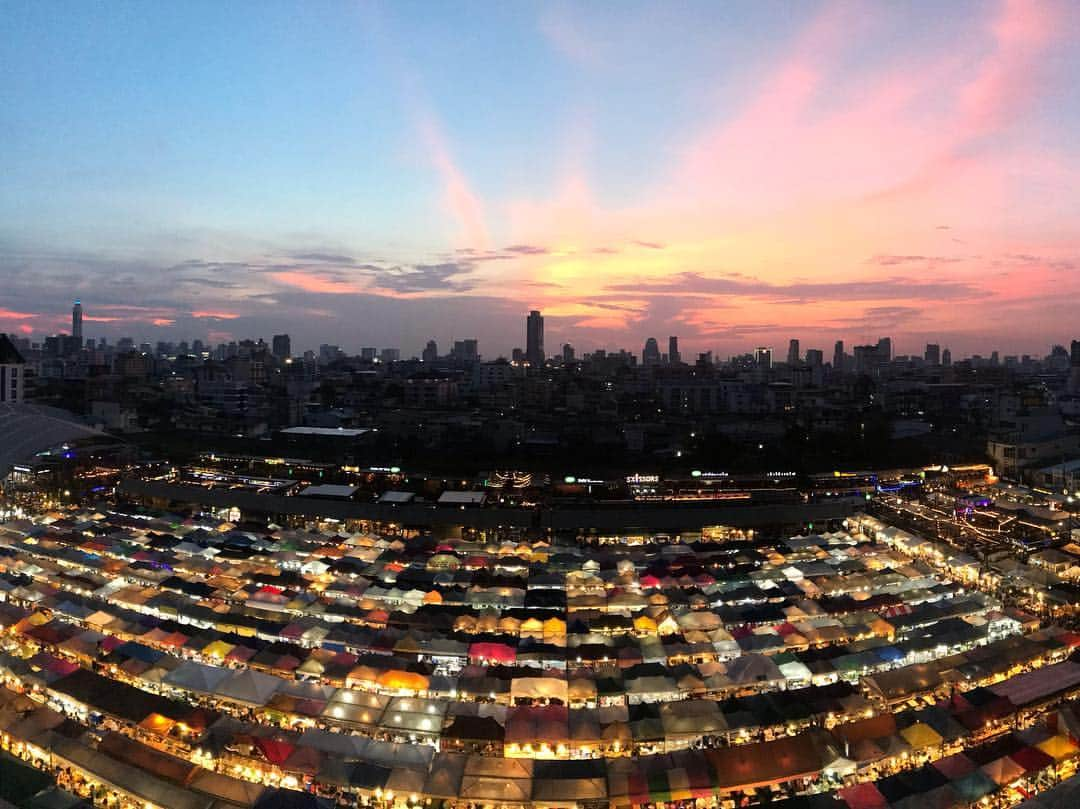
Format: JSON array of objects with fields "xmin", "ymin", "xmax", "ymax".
[{"xmin": 3, "ymin": 0, "xmax": 1079, "ymax": 357}]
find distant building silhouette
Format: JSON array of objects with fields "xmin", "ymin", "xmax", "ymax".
[
  {"xmin": 526, "ymin": 310, "xmax": 544, "ymax": 366},
  {"xmin": 0, "ymin": 333, "xmax": 26, "ymax": 403},
  {"xmin": 72, "ymin": 300, "xmax": 83, "ymax": 345}
]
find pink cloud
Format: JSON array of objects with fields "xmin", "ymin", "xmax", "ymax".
[
  {"xmin": 416, "ymin": 111, "xmax": 490, "ymax": 251},
  {"xmin": 191, "ymin": 310, "xmax": 240, "ymax": 320},
  {"xmin": 0, "ymin": 308, "xmax": 36, "ymax": 320},
  {"xmin": 954, "ymin": 0, "xmax": 1063, "ymax": 139},
  {"xmin": 496, "ymin": 0, "xmax": 1080, "ymax": 356},
  {"xmin": 269, "ymin": 270, "xmax": 364, "ymax": 295}
]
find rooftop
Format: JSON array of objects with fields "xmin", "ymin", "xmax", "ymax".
[{"xmin": 0, "ymin": 334, "xmax": 25, "ymax": 365}]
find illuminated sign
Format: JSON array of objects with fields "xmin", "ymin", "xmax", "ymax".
[
  {"xmin": 626, "ymin": 474, "xmax": 660, "ymax": 484},
  {"xmin": 691, "ymin": 471, "xmax": 729, "ymax": 479}
]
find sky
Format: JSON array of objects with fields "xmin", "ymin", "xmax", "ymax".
[{"xmin": 2, "ymin": 0, "xmax": 1080, "ymax": 358}]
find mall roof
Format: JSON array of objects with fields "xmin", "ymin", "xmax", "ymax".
[
  {"xmin": 279, "ymin": 427, "xmax": 370, "ymax": 437},
  {"xmin": 298, "ymin": 484, "xmax": 358, "ymax": 499},
  {"xmin": 0, "ymin": 403, "xmax": 104, "ymax": 477},
  {"xmin": 0, "ymin": 334, "xmax": 25, "ymax": 364}
]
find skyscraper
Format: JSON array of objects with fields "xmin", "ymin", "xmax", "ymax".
[
  {"xmin": 755, "ymin": 347, "xmax": 773, "ymax": 369},
  {"xmin": 668, "ymin": 336, "xmax": 680, "ymax": 365},
  {"xmin": 422, "ymin": 340, "xmax": 438, "ymax": 363},
  {"xmin": 833, "ymin": 340, "xmax": 844, "ymax": 372},
  {"xmin": 942, "ymin": 348, "xmax": 952, "ymax": 367},
  {"xmin": 272, "ymin": 334, "xmax": 291, "ymax": 359},
  {"xmin": 72, "ymin": 300, "xmax": 83, "ymax": 344},
  {"xmin": 787, "ymin": 339, "xmax": 800, "ymax": 365},
  {"xmin": 643, "ymin": 338, "xmax": 661, "ymax": 366},
  {"xmin": 562, "ymin": 343, "xmax": 575, "ymax": 363},
  {"xmin": 525, "ymin": 310, "xmax": 544, "ymax": 366},
  {"xmin": 876, "ymin": 337, "xmax": 892, "ymax": 362},
  {"xmin": 924, "ymin": 343, "xmax": 940, "ymax": 366}
]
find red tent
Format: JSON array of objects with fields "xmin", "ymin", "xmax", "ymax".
[
  {"xmin": 1009, "ymin": 746, "xmax": 1055, "ymax": 775},
  {"xmin": 932, "ymin": 753, "xmax": 975, "ymax": 780},
  {"xmin": 839, "ymin": 781, "xmax": 888, "ymax": 809},
  {"xmin": 469, "ymin": 642, "xmax": 516, "ymax": 664},
  {"xmin": 255, "ymin": 737, "xmax": 296, "ymax": 766}
]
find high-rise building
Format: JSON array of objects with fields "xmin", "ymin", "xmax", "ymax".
[
  {"xmin": 319, "ymin": 344, "xmax": 343, "ymax": 364},
  {"xmin": 72, "ymin": 300, "xmax": 83, "ymax": 345},
  {"xmin": 787, "ymin": 339, "xmax": 800, "ymax": 365},
  {"xmin": 942, "ymin": 348, "xmax": 952, "ymax": 367},
  {"xmin": 1069, "ymin": 341, "xmax": 1080, "ymax": 394},
  {"xmin": 876, "ymin": 337, "xmax": 892, "ymax": 362},
  {"xmin": 755, "ymin": 347, "xmax": 773, "ymax": 369},
  {"xmin": 272, "ymin": 334, "xmax": 291, "ymax": 359},
  {"xmin": 0, "ymin": 333, "xmax": 26, "ymax": 403},
  {"xmin": 853, "ymin": 345, "xmax": 881, "ymax": 374},
  {"xmin": 805, "ymin": 349, "xmax": 823, "ymax": 367},
  {"xmin": 422, "ymin": 340, "xmax": 438, "ymax": 363},
  {"xmin": 562, "ymin": 343, "xmax": 575, "ymax": 363},
  {"xmin": 924, "ymin": 343, "xmax": 940, "ymax": 366},
  {"xmin": 451, "ymin": 340, "xmax": 478, "ymax": 361},
  {"xmin": 643, "ymin": 338, "xmax": 661, "ymax": 366},
  {"xmin": 360, "ymin": 347, "xmax": 377, "ymax": 361},
  {"xmin": 525, "ymin": 310, "xmax": 544, "ymax": 366},
  {"xmin": 380, "ymin": 348, "xmax": 400, "ymax": 363},
  {"xmin": 833, "ymin": 340, "xmax": 844, "ymax": 372},
  {"xmin": 668, "ymin": 336, "xmax": 680, "ymax": 365}
]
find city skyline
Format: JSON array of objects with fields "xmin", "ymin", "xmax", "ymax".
[
  {"xmin": 12, "ymin": 298, "xmax": 1078, "ymax": 364},
  {"xmin": 4, "ymin": 1, "xmax": 1080, "ymax": 356}
]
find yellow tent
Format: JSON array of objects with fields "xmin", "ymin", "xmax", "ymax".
[
  {"xmin": 900, "ymin": 722, "xmax": 943, "ymax": 750},
  {"xmin": 498, "ymin": 616, "xmax": 521, "ymax": 634},
  {"xmin": 1036, "ymin": 734, "xmax": 1077, "ymax": 762},
  {"xmin": 520, "ymin": 618, "xmax": 545, "ymax": 639},
  {"xmin": 139, "ymin": 712, "xmax": 176, "ymax": 735},
  {"xmin": 203, "ymin": 640, "xmax": 235, "ymax": 658},
  {"xmin": 542, "ymin": 617, "xmax": 566, "ymax": 637},
  {"xmin": 296, "ymin": 658, "xmax": 326, "ymax": 677},
  {"xmin": 634, "ymin": 615, "xmax": 658, "ymax": 634}
]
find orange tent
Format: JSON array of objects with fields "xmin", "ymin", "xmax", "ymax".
[{"xmin": 376, "ymin": 669, "xmax": 429, "ymax": 692}]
